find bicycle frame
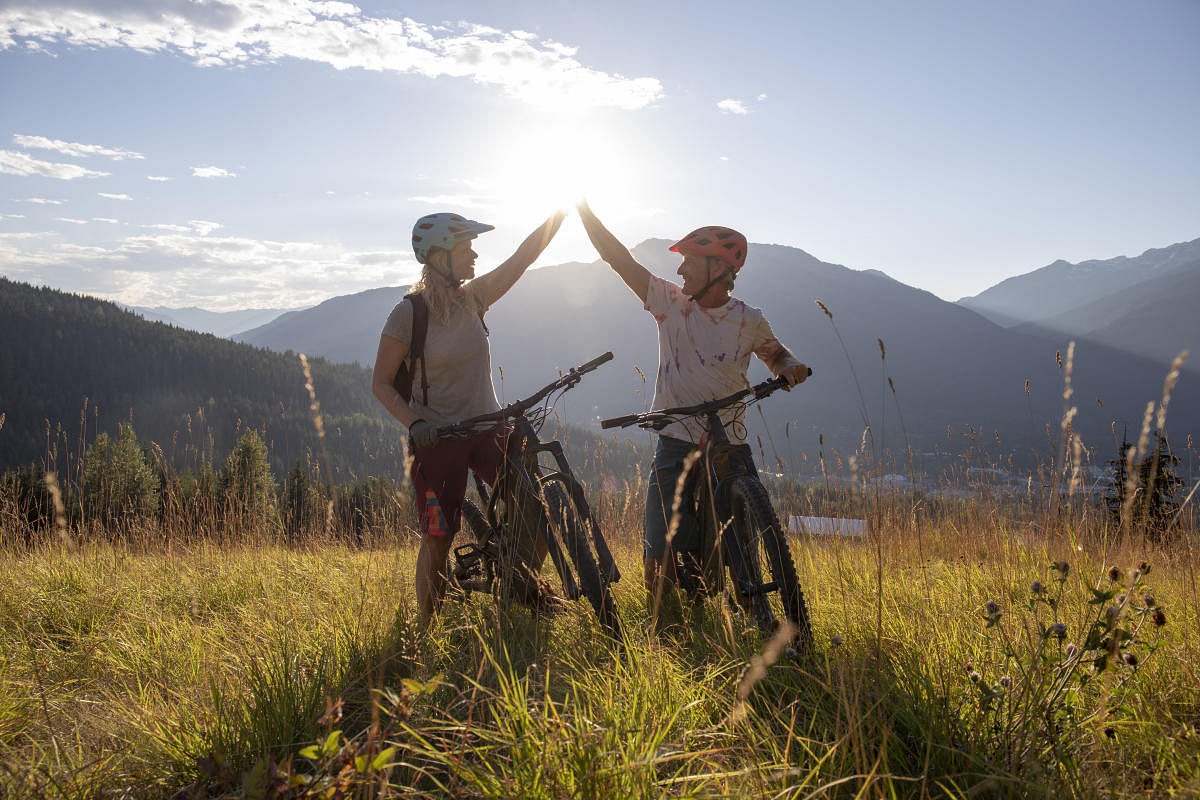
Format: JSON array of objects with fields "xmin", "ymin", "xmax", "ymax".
[
  {"xmin": 469, "ymin": 413, "xmax": 620, "ymax": 601},
  {"xmin": 444, "ymin": 352, "xmax": 621, "ymax": 631}
]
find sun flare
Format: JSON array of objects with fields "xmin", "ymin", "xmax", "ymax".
[{"xmin": 488, "ymin": 120, "xmax": 640, "ymax": 219}]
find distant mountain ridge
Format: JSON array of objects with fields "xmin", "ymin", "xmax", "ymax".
[
  {"xmin": 957, "ymin": 238, "xmax": 1200, "ymax": 366},
  {"xmin": 228, "ymin": 238, "xmax": 1200, "ymax": 467},
  {"xmin": 123, "ymin": 304, "xmax": 301, "ymax": 338}
]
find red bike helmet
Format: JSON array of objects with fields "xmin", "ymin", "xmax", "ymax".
[{"xmin": 669, "ymin": 226, "xmax": 748, "ymax": 271}]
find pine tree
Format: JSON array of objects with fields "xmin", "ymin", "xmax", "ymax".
[
  {"xmin": 220, "ymin": 428, "xmax": 278, "ymax": 529},
  {"xmin": 1106, "ymin": 431, "xmax": 1185, "ymax": 539},
  {"xmin": 80, "ymin": 424, "xmax": 160, "ymax": 526}
]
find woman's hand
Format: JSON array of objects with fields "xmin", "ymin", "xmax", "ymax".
[{"xmin": 409, "ymin": 419, "xmax": 439, "ymax": 449}]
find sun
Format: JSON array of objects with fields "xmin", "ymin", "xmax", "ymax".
[{"xmin": 488, "ymin": 118, "xmax": 640, "ymax": 219}]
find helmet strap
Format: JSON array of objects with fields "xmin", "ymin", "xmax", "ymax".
[{"xmin": 687, "ymin": 261, "xmax": 732, "ymax": 305}]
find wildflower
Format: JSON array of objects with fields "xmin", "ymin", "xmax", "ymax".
[
  {"xmin": 1104, "ymin": 727, "xmax": 1116, "ymax": 740},
  {"xmin": 831, "ymin": 635, "xmax": 843, "ymax": 647},
  {"xmin": 1064, "ymin": 642, "xmax": 1078, "ymax": 657},
  {"xmin": 1050, "ymin": 622, "xmax": 1068, "ymax": 639},
  {"xmin": 1143, "ymin": 594, "xmax": 1156, "ymax": 607},
  {"xmin": 999, "ymin": 675, "xmax": 1012, "ymax": 688},
  {"xmin": 1031, "ymin": 580, "xmax": 1044, "ymax": 595},
  {"xmin": 985, "ymin": 600, "xmax": 1001, "ymax": 615},
  {"xmin": 1051, "ymin": 561, "xmax": 1070, "ymax": 578},
  {"xmin": 1116, "ymin": 593, "xmax": 1127, "ymax": 606},
  {"xmin": 1138, "ymin": 561, "xmax": 1151, "ymax": 575},
  {"xmin": 1122, "ymin": 652, "xmax": 1139, "ymax": 667},
  {"xmin": 1153, "ymin": 609, "xmax": 1167, "ymax": 627},
  {"xmin": 969, "ymin": 671, "xmax": 982, "ymax": 683},
  {"xmin": 1108, "ymin": 566, "xmax": 1123, "ymax": 582},
  {"xmin": 1105, "ymin": 605, "xmax": 1120, "ymax": 623}
]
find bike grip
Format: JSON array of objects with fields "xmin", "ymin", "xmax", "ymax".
[
  {"xmin": 577, "ymin": 351, "xmax": 614, "ymax": 374},
  {"xmin": 600, "ymin": 413, "xmax": 640, "ymax": 429}
]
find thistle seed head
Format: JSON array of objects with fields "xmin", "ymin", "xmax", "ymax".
[
  {"xmin": 1108, "ymin": 566, "xmax": 1123, "ymax": 583},
  {"xmin": 1064, "ymin": 642, "xmax": 1078, "ymax": 657},
  {"xmin": 1122, "ymin": 652, "xmax": 1139, "ymax": 667},
  {"xmin": 1050, "ymin": 622, "xmax": 1068, "ymax": 639},
  {"xmin": 985, "ymin": 600, "xmax": 1001, "ymax": 615},
  {"xmin": 1153, "ymin": 609, "xmax": 1167, "ymax": 627},
  {"xmin": 1051, "ymin": 561, "xmax": 1070, "ymax": 578},
  {"xmin": 1143, "ymin": 595, "xmax": 1156, "ymax": 607},
  {"xmin": 1031, "ymin": 580, "xmax": 1044, "ymax": 595}
]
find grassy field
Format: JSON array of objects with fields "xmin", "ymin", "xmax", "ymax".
[{"xmin": 2, "ymin": 497, "xmax": 1198, "ymax": 799}]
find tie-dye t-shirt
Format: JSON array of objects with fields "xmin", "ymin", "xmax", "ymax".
[{"xmin": 644, "ymin": 275, "xmax": 793, "ymax": 444}]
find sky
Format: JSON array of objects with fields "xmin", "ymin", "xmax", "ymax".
[{"xmin": 1, "ymin": 0, "xmax": 1198, "ymax": 311}]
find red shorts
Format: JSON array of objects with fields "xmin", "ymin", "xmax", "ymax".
[{"xmin": 411, "ymin": 423, "xmax": 510, "ymax": 538}]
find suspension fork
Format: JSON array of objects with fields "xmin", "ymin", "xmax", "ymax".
[
  {"xmin": 535, "ymin": 440, "xmax": 621, "ymax": 585},
  {"xmin": 501, "ymin": 419, "xmax": 582, "ymax": 600}
]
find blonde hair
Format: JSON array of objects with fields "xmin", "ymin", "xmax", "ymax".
[{"xmin": 410, "ymin": 247, "xmax": 470, "ymax": 324}]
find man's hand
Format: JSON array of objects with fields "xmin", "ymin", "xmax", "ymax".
[
  {"xmin": 409, "ymin": 419, "xmax": 439, "ymax": 449},
  {"xmin": 779, "ymin": 363, "xmax": 810, "ymax": 389}
]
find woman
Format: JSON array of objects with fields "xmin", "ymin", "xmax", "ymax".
[{"xmin": 372, "ymin": 210, "xmax": 565, "ymax": 627}]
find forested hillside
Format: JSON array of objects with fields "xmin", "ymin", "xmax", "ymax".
[{"xmin": 0, "ymin": 277, "xmax": 405, "ymax": 481}]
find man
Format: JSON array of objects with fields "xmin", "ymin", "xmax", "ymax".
[{"xmin": 577, "ymin": 200, "xmax": 809, "ymax": 608}]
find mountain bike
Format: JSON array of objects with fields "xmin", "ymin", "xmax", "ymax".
[
  {"xmin": 441, "ymin": 352, "xmax": 623, "ymax": 642},
  {"xmin": 601, "ymin": 372, "xmax": 813, "ymax": 652}
]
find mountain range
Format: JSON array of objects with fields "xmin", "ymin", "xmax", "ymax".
[
  {"xmin": 230, "ymin": 238, "xmax": 1200, "ymax": 468},
  {"xmin": 958, "ymin": 237, "xmax": 1200, "ymax": 366},
  {"xmin": 122, "ymin": 304, "xmax": 298, "ymax": 338}
]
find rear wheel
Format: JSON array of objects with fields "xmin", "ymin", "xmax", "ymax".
[
  {"xmin": 542, "ymin": 480, "xmax": 623, "ymax": 643},
  {"xmin": 726, "ymin": 477, "xmax": 812, "ymax": 652}
]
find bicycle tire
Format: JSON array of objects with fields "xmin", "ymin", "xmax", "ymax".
[
  {"xmin": 461, "ymin": 499, "xmax": 492, "ymax": 544},
  {"xmin": 727, "ymin": 477, "xmax": 813, "ymax": 651},
  {"xmin": 541, "ymin": 480, "xmax": 624, "ymax": 643}
]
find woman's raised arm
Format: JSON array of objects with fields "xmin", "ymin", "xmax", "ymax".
[{"xmin": 472, "ymin": 210, "xmax": 566, "ymax": 307}]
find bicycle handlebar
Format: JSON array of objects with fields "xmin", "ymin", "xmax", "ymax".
[
  {"xmin": 600, "ymin": 367, "xmax": 811, "ymax": 430},
  {"xmin": 439, "ymin": 351, "xmax": 613, "ymax": 436}
]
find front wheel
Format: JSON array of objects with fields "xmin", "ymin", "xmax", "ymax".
[
  {"xmin": 542, "ymin": 480, "xmax": 623, "ymax": 643},
  {"xmin": 726, "ymin": 477, "xmax": 812, "ymax": 652}
]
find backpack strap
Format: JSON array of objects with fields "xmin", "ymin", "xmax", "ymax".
[{"xmin": 406, "ymin": 292, "xmax": 431, "ymax": 407}]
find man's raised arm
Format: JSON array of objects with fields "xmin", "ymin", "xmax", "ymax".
[{"xmin": 577, "ymin": 200, "xmax": 651, "ymax": 302}]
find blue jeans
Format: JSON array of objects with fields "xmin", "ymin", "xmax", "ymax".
[
  {"xmin": 643, "ymin": 435, "xmax": 761, "ymax": 560},
  {"xmin": 644, "ymin": 436, "xmax": 701, "ymax": 560}
]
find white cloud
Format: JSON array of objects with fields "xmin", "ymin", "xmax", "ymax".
[
  {"xmin": 20, "ymin": 197, "xmax": 66, "ymax": 205},
  {"xmin": 719, "ymin": 156, "xmax": 729, "ymax": 161},
  {"xmin": 0, "ymin": 150, "xmax": 110, "ymax": 179},
  {"xmin": 92, "ymin": 217, "xmax": 119, "ymax": 224},
  {"xmin": 716, "ymin": 98, "xmax": 749, "ymax": 115},
  {"xmin": 13, "ymin": 134, "xmax": 144, "ymax": 160},
  {"xmin": 408, "ymin": 193, "xmax": 490, "ymax": 209},
  {"xmin": 147, "ymin": 175, "xmax": 171, "ymax": 181},
  {"xmin": 0, "ymin": 1, "xmax": 663, "ymax": 110},
  {"xmin": 98, "ymin": 192, "xmax": 132, "ymax": 200},
  {"xmin": 188, "ymin": 219, "xmax": 223, "ymax": 235},
  {"xmin": 0, "ymin": 213, "xmax": 27, "ymax": 220},
  {"xmin": 56, "ymin": 217, "xmax": 88, "ymax": 224},
  {"xmin": 191, "ymin": 165, "xmax": 236, "ymax": 178},
  {"xmin": 0, "ymin": 225, "xmax": 417, "ymax": 308},
  {"xmin": 757, "ymin": 93, "xmax": 767, "ymax": 101}
]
